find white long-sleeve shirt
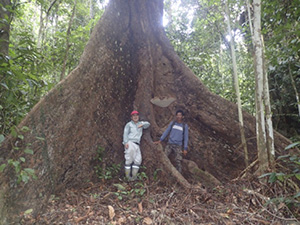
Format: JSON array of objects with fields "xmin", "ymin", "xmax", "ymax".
[{"xmin": 123, "ymin": 121, "xmax": 150, "ymax": 145}]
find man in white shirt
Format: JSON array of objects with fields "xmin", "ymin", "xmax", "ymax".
[{"xmin": 123, "ymin": 110, "xmax": 150, "ymax": 181}]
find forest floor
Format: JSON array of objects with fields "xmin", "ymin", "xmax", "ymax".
[{"xmin": 21, "ymin": 176, "xmax": 299, "ymax": 225}]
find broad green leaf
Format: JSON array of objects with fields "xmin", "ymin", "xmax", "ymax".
[
  {"xmin": 0, "ymin": 164, "xmax": 6, "ymax": 172},
  {"xmin": 113, "ymin": 183, "xmax": 126, "ymax": 191},
  {"xmin": 21, "ymin": 126, "xmax": 30, "ymax": 132},
  {"xmin": 295, "ymin": 174, "xmax": 300, "ymax": 181},
  {"xmin": 258, "ymin": 173, "xmax": 272, "ymax": 179},
  {"xmin": 24, "ymin": 209, "xmax": 33, "ymax": 215},
  {"xmin": 0, "ymin": 135, "xmax": 5, "ymax": 144},
  {"xmin": 18, "ymin": 134, "xmax": 24, "ymax": 140},
  {"xmin": 268, "ymin": 172, "xmax": 277, "ymax": 183},
  {"xmin": 276, "ymin": 173, "xmax": 285, "ymax": 182},
  {"xmin": 277, "ymin": 154, "xmax": 290, "ymax": 160},
  {"xmin": 0, "ymin": 83, "xmax": 9, "ymax": 89},
  {"xmin": 21, "ymin": 174, "xmax": 30, "ymax": 183},
  {"xmin": 36, "ymin": 137, "xmax": 45, "ymax": 141},
  {"xmin": 294, "ymin": 192, "xmax": 300, "ymax": 198},
  {"xmin": 10, "ymin": 128, "xmax": 17, "ymax": 138},
  {"xmin": 285, "ymin": 142, "xmax": 300, "ymax": 150},
  {"xmin": 20, "ymin": 157, "xmax": 26, "ymax": 162},
  {"xmin": 24, "ymin": 148, "xmax": 34, "ymax": 155},
  {"xmin": 24, "ymin": 168, "xmax": 35, "ymax": 175}
]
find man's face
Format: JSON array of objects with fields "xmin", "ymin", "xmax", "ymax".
[
  {"xmin": 176, "ymin": 112, "xmax": 183, "ymax": 122},
  {"xmin": 131, "ymin": 114, "xmax": 139, "ymax": 122}
]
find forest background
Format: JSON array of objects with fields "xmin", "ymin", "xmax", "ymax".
[
  {"xmin": 0, "ymin": 0, "xmax": 299, "ymax": 223},
  {"xmin": 0, "ymin": 0, "xmax": 299, "ymax": 142}
]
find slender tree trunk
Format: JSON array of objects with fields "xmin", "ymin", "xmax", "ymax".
[
  {"xmin": 262, "ymin": 37, "xmax": 275, "ymax": 169},
  {"xmin": 225, "ymin": 0, "xmax": 248, "ymax": 167},
  {"xmin": 246, "ymin": 0, "xmax": 253, "ymax": 37},
  {"xmin": 37, "ymin": 4, "xmax": 44, "ymax": 48},
  {"xmin": 246, "ymin": 0, "xmax": 275, "ymax": 169},
  {"xmin": 89, "ymin": 0, "xmax": 96, "ymax": 35},
  {"xmin": 0, "ymin": 0, "xmax": 12, "ymax": 57},
  {"xmin": 253, "ymin": 0, "xmax": 268, "ymax": 174},
  {"xmin": 219, "ymin": 36, "xmax": 225, "ymax": 89},
  {"xmin": 0, "ymin": 0, "xmax": 12, "ymax": 86},
  {"xmin": 252, "ymin": 0, "xmax": 276, "ymax": 174},
  {"xmin": 90, "ymin": 0, "xmax": 94, "ymax": 20},
  {"xmin": 60, "ymin": 1, "xmax": 77, "ymax": 80},
  {"xmin": 38, "ymin": 0, "xmax": 59, "ymax": 48}
]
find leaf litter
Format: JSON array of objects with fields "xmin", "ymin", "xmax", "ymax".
[{"xmin": 20, "ymin": 177, "xmax": 299, "ymax": 224}]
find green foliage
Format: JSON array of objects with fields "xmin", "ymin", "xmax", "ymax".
[
  {"xmin": 1, "ymin": 0, "xmax": 104, "ymax": 135},
  {"xmin": 0, "ymin": 126, "xmax": 37, "ymax": 184},
  {"xmin": 165, "ymin": 0, "xmax": 256, "ymax": 114},
  {"xmin": 262, "ymin": 0, "xmax": 300, "ymax": 138},
  {"xmin": 259, "ymin": 142, "xmax": 300, "ymax": 212},
  {"xmin": 259, "ymin": 149, "xmax": 300, "ymax": 184},
  {"xmin": 153, "ymin": 168, "xmax": 162, "ymax": 181},
  {"xmin": 113, "ymin": 172, "xmax": 148, "ymax": 201},
  {"xmin": 94, "ymin": 146, "xmax": 121, "ymax": 180}
]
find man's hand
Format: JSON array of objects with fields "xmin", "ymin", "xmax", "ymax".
[
  {"xmin": 138, "ymin": 124, "xmax": 143, "ymax": 128},
  {"xmin": 183, "ymin": 150, "xmax": 187, "ymax": 156},
  {"xmin": 154, "ymin": 140, "xmax": 161, "ymax": 144},
  {"xmin": 125, "ymin": 143, "xmax": 129, "ymax": 149}
]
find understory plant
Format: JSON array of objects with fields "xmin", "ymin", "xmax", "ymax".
[
  {"xmin": 259, "ymin": 142, "xmax": 300, "ymax": 216},
  {"xmin": 0, "ymin": 126, "xmax": 37, "ymax": 184}
]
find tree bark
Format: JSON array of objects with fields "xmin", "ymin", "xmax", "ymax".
[
  {"xmin": 224, "ymin": 0, "xmax": 248, "ymax": 167},
  {"xmin": 0, "ymin": 0, "xmax": 292, "ymax": 223},
  {"xmin": 253, "ymin": 0, "xmax": 268, "ymax": 175},
  {"xmin": 0, "ymin": 0, "xmax": 12, "ymax": 57},
  {"xmin": 262, "ymin": 37, "xmax": 275, "ymax": 169},
  {"xmin": 253, "ymin": 0, "xmax": 275, "ymax": 174}
]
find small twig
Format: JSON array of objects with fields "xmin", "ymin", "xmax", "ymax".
[
  {"xmin": 233, "ymin": 159, "xmax": 258, "ymax": 180},
  {"xmin": 245, "ymin": 187, "xmax": 299, "ymax": 222}
]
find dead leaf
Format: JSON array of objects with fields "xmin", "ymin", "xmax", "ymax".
[
  {"xmin": 226, "ymin": 209, "xmax": 234, "ymax": 215},
  {"xmin": 138, "ymin": 202, "xmax": 143, "ymax": 213},
  {"xmin": 118, "ymin": 216, "xmax": 126, "ymax": 224},
  {"xmin": 220, "ymin": 213, "xmax": 229, "ymax": 219},
  {"xmin": 278, "ymin": 202, "xmax": 285, "ymax": 210},
  {"xmin": 143, "ymin": 217, "xmax": 152, "ymax": 224},
  {"xmin": 108, "ymin": 205, "xmax": 115, "ymax": 220}
]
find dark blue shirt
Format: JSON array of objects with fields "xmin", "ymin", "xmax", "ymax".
[{"xmin": 160, "ymin": 121, "xmax": 188, "ymax": 150}]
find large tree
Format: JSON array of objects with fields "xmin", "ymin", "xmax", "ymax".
[{"xmin": 0, "ymin": 0, "xmax": 291, "ymax": 223}]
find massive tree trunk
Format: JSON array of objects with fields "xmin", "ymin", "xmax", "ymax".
[{"xmin": 0, "ymin": 0, "xmax": 291, "ymax": 223}]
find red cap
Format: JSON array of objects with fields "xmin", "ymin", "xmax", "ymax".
[{"xmin": 131, "ymin": 110, "xmax": 139, "ymax": 115}]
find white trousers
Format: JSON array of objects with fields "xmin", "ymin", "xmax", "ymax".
[{"xmin": 124, "ymin": 141, "xmax": 142, "ymax": 166}]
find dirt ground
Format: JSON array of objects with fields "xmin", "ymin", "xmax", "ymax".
[{"xmin": 20, "ymin": 175, "xmax": 299, "ymax": 225}]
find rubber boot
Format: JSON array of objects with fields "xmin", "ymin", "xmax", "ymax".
[
  {"xmin": 125, "ymin": 165, "xmax": 131, "ymax": 180},
  {"xmin": 130, "ymin": 165, "xmax": 140, "ymax": 181}
]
